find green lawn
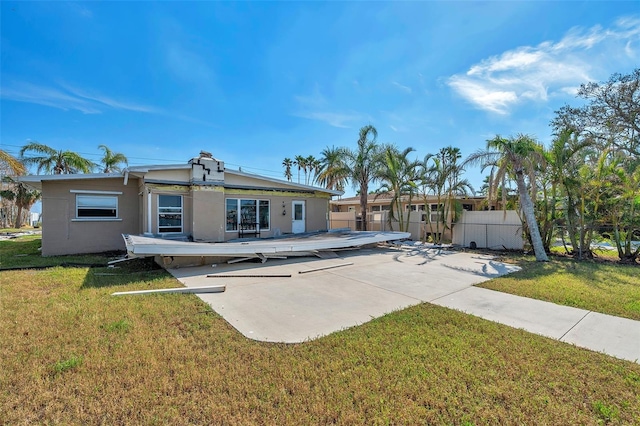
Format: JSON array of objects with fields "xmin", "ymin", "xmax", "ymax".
[{"xmin": 1, "ymin": 237, "xmax": 639, "ymax": 424}]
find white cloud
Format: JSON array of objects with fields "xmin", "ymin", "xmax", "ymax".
[
  {"xmin": 447, "ymin": 15, "xmax": 640, "ymax": 114},
  {"xmin": 293, "ymin": 111, "xmax": 361, "ymax": 128},
  {"xmin": 0, "ymin": 81, "xmax": 158, "ymax": 114},
  {"xmin": 392, "ymin": 81, "xmax": 412, "ymax": 94}
]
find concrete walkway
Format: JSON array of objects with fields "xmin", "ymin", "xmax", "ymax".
[{"xmin": 168, "ymin": 246, "xmax": 640, "ymax": 363}]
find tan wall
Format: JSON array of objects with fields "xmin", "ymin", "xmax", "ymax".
[
  {"xmin": 41, "ymin": 178, "xmax": 140, "ymax": 256},
  {"xmin": 329, "ymin": 211, "xmax": 356, "ymax": 231},
  {"xmin": 146, "ymin": 184, "xmax": 192, "ymax": 236},
  {"xmin": 222, "ymin": 189, "xmax": 330, "ymax": 238},
  {"xmin": 225, "ymin": 173, "xmax": 298, "ymax": 190},
  {"xmin": 452, "ymin": 210, "xmax": 523, "ymax": 249},
  {"xmin": 191, "ymin": 186, "xmax": 225, "ymax": 242},
  {"xmin": 144, "ymin": 169, "xmax": 190, "ymax": 182}
]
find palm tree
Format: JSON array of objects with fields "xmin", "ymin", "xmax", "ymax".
[
  {"xmin": 542, "ymin": 129, "xmax": 592, "ymax": 255},
  {"xmin": 0, "ymin": 176, "xmax": 41, "ymax": 228},
  {"xmin": 316, "ymin": 146, "xmax": 349, "ymax": 192},
  {"xmin": 294, "ymin": 155, "xmax": 306, "ymax": 184},
  {"xmin": 0, "ymin": 149, "xmax": 26, "ymax": 175},
  {"xmin": 465, "ymin": 134, "xmax": 549, "ymax": 262},
  {"xmin": 375, "ymin": 145, "xmax": 419, "ymax": 232},
  {"xmin": 343, "ymin": 125, "xmax": 382, "ymax": 231},
  {"xmin": 282, "ymin": 158, "xmax": 293, "ymax": 182},
  {"xmin": 20, "ymin": 142, "xmax": 95, "ymax": 174},
  {"xmin": 98, "ymin": 144, "xmax": 128, "ymax": 173},
  {"xmin": 305, "ymin": 155, "xmax": 321, "ymax": 186}
]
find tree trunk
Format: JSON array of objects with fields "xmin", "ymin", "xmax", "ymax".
[
  {"xmin": 14, "ymin": 205, "xmax": 23, "ymax": 228},
  {"xmin": 360, "ymin": 183, "xmax": 368, "ymax": 231},
  {"xmin": 515, "ymin": 172, "xmax": 548, "ymax": 261}
]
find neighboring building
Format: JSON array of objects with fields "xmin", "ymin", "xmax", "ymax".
[
  {"xmin": 330, "ymin": 193, "xmax": 510, "ymax": 242},
  {"xmin": 20, "ymin": 153, "xmax": 342, "ymax": 256}
]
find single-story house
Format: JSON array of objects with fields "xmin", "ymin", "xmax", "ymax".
[
  {"xmin": 20, "ymin": 153, "xmax": 342, "ymax": 256},
  {"xmin": 329, "ymin": 193, "xmax": 502, "ymax": 241}
]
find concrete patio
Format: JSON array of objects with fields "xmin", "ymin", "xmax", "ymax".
[{"xmin": 168, "ymin": 245, "xmax": 640, "ymax": 363}]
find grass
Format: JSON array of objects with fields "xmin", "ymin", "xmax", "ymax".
[
  {"xmin": 1, "ymin": 237, "xmax": 640, "ymax": 424},
  {"xmin": 478, "ymin": 254, "xmax": 640, "ymax": 320},
  {"xmin": 0, "ymin": 236, "xmax": 113, "ymax": 270}
]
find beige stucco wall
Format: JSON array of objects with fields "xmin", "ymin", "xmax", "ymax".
[
  {"xmin": 146, "ymin": 184, "xmax": 193, "ymax": 236},
  {"xmin": 41, "ymin": 178, "xmax": 140, "ymax": 256},
  {"xmin": 222, "ymin": 189, "xmax": 331, "ymax": 238},
  {"xmin": 225, "ymin": 172, "xmax": 299, "ymax": 190},
  {"xmin": 191, "ymin": 186, "xmax": 225, "ymax": 241},
  {"xmin": 144, "ymin": 168, "xmax": 190, "ymax": 183}
]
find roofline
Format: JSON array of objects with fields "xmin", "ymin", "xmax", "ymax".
[
  {"xmin": 225, "ymin": 169, "xmax": 344, "ymax": 196},
  {"xmin": 17, "ymin": 173, "xmax": 123, "ymax": 190},
  {"xmin": 16, "ymin": 166, "xmax": 344, "ymax": 196},
  {"xmin": 330, "ymin": 194, "xmax": 486, "ymax": 204},
  {"xmin": 124, "ymin": 164, "xmax": 191, "ymax": 173}
]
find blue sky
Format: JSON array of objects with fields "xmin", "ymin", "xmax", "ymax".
[{"xmin": 2, "ymin": 1, "xmax": 639, "ymax": 204}]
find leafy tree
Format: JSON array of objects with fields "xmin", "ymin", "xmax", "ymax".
[
  {"xmin": 539, "ymin": 129, "xmax": 593, "ymax": 255},
  {"xmin": 282, "ymin": 158, "xmax": 293, "ymax": 181},
  {"xmin": 343, "ymin": 125, "xmax": 382, "ymax": 231},
  {"xmin": 466, "ymin": 135, "xmax": 549, "ymax": 262},
  {"xmin": 98, "ymin": 144, "xmax": 128, "ymax": 173},
  {"xmin": 553, "ymin": 68, "xmax": 639, "ymax": 157},
  {"xmin": 550, "ymin": 70, "xmax": 639, "ymax": 261},
  {"xmin": 20, "ymin": 142, "xmax": 95, "ymax": 174},
  {"xmin": 0, "ymin": 176, "xmax": 41, "ymax": 228}
]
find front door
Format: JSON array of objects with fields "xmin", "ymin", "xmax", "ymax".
[{"xmin": 292, "ymin": 201, "xmax": 305, "ymax": 234}]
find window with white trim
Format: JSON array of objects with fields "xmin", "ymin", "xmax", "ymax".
[
  {"xmin": 158, "ymin": 194, "xmax": 183, "ymax": 233},
  {"xmin": 76, "ymin": 195, "xmax": 118, "ymax": 218},
  {"xmin": 225, "ymin": 198, "xmax": 270, "ymax": 231}
]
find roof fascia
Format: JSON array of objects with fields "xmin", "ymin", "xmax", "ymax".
[{"xmin": 225, "ymin": 169, "xmax": 343, "ymax": 196}]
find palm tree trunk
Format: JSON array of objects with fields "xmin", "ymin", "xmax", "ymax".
[
  {"xmin": 515, "ymin": 171, "xmax": 548, "ymax": 261},
  {"xmin": 360, "ymin": 188, "xmax": 368, "ymax": 231}
]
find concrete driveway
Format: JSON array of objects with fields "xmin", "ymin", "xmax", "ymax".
[{"xmin": 168, "ymin": 245, "xmax": 520, "ymax": 343}]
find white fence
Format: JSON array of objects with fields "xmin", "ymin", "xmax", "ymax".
[{"xmin": 452, "ymin": 211, "xmax": 523, "ymax": 250}]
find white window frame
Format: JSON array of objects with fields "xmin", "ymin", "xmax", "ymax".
[
  {"xmin": 71, "ymin": 190, "xmax": 121, "ymax": 221},
  {"xmin": 158, "ymin": 194, "xmax": 183, "ymax": 233},
  {"xmin": 225, "ymin": 198, "xmax": 270, "ymax": 232}
]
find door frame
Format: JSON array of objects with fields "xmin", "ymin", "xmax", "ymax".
[{"xmin": 292, "ymin": 200, "xmax": 305, "ymax": 234}]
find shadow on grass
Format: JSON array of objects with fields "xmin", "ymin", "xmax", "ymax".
[
  {"xmin": 0, "ymin": 238, "xmax": 115, "ymax": 270},
  {"xmin": 0, "ymin": 236, "xmax": 171, "ymax": 290},
  {"xmin": 80, "ymin": 257, "xmax": 168, "ymax": 289}
]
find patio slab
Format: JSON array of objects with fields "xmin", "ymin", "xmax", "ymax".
[{"xmin": 167, "ymin": 246, "xmax": 640, "ymax": 363}]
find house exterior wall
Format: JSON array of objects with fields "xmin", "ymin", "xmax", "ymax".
[
  {"xmin": 191, "ymin": 186, "xmax": 225, "ymax": 241},
  {"xmin": 225, "ymin": 173, "xmax": 299, "ymax": 190},
  {"xmin": 222, "ymin": 188, "xmax": 331, "ymax": 238},
  {"xmin": 146, "ymin": 183, "xmax": 193, "ymax": 236},
  {"xmin": 33, "ymin": 159, "xmax": 338, "ymax": 255},
  {"xmin": 41, "ymin": 178, "xmax": 140, "ymax": 256},
  {"xmin": 144, "ymin": 169, "xmax": 190, "ymax": 183}
]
